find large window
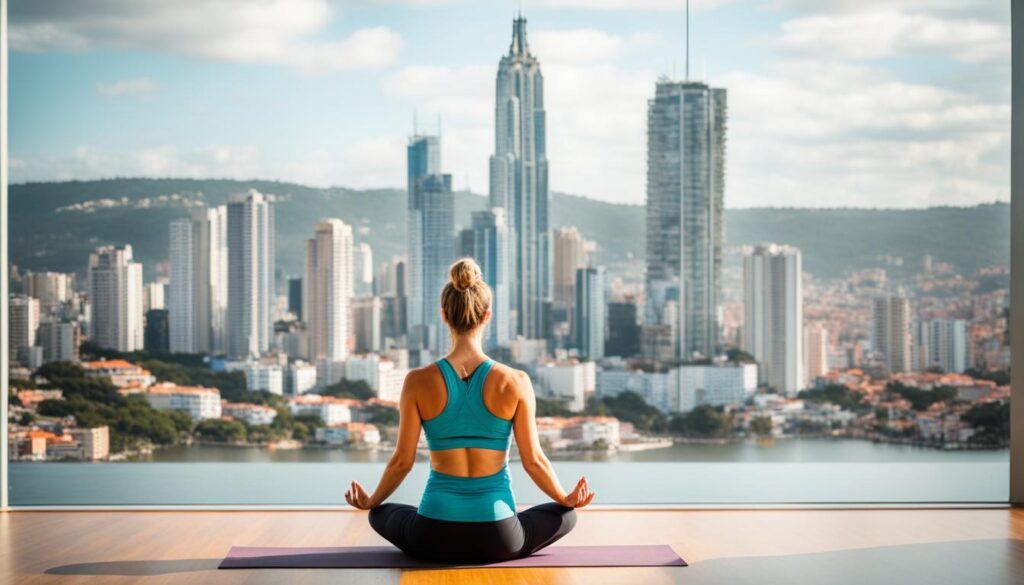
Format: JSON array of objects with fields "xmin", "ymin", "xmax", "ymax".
[{"xmin": 3, "ymin": 0, "xmax": 1013, "ymax": 506}]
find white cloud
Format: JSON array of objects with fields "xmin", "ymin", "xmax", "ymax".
[
  {"xmin": 532, "ymin": 29, "xmax": 626, "ymax": 64},
  {"xmin": 717, "ymin": 59, "xmax": 1010, "ymax": 208},
  {"xmin": 533, "ymin": 0, "xmax": 734, "ymax": 10},
  {"xmin": 95, "ymin": 77, "xmax": 158, "ymax": 98},
  {"xmin": 776, "ymin": 9, "xmax": 1010, "ymax": 63},
  {"xmin": 9, "ymin": 0, "xmax": 403, "ymax": 74},
  {"xmin": 382, "ymin": 65, "xmax": 493, "ymax": 122}
]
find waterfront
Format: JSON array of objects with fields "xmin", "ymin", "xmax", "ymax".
[{"xmin": 9, "ymin": 439, "xmax": 1009, "ymax": 506}]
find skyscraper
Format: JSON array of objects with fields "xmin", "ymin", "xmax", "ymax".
[
  {"xmin": 645, "ymin": 79, "xmax": 727, "ymax": 360},
  {"xmin": 742, "ymin": 244, "xmax": 803, "ymax": 395},
  {"xmin": 872, "ymin": 293, "xmax": 912, "ymax": 374},
  {"xmin": 8, "ymin": 295, "xmax": 39, "ymax": 363},
  {"xmin": 914, "ymin": 319, "xmax": 970, "ymax": 373},
  {"xmin": 464, "ymin": 208, "xmax": 512, "ymax": 349},
  {"xmin": 88, "ymin": 244, "xmax": 144, "ymax": 352},
  {"xmin": 227, "ymin": 191, "xmax": 275, "ymax": 359},
  {"xmin": 25, "ymin": 272, "xmax": 72, "ymax": 316},
  {"xmin": 304, "ymin": 219, "xmax": 354, "ymax": 382},
  {"xmin": 553, "ymin": 227, "xmax": 588, "ymax": 318},
  {"xmin": 490, "ymin": 16, "xmax": 550, "ymax": 340},
  {"xmin": 407, "ymin": 134, "xmax": 454, "ymax": 357},
  {"xmin": 804, "ymin": 322, "xmax": 830, "ymax": 383},
  {"xmin": 575, "ymin": 266, "xmax": 606, "ymax": 361},
  {"xmin": 606, "ymin": 300, "xmax": 642, "ymax": 359},
  {"xmin": 169, "ymin": 206, "xmax": 228, "ymax": 354},
  {"xmin": 168, "ymin": 218, "xmax": 195, "ymax": 353},
  {"xmin": 353, "ymin": 296, "xmax": 383, "ymax": 354}
]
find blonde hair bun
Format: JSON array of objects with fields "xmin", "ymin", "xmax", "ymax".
[{"xmin": 449, "ymin": 257, "xmax": 483, "ymax": 292}]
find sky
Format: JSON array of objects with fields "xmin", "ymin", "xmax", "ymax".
[{"xmin": 7, "ymin": 0, "xmax": 1012, "ymax": 208}]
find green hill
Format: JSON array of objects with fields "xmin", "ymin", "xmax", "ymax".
[{"xmin": 8, "ymin": 179, "xmax": 1009, "ymax": 282}]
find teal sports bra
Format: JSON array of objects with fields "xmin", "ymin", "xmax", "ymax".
[{"xmin": 421, "ymin": 358, "xmax": 513, "ymax": 452}]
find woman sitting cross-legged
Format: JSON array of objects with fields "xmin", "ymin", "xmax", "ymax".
[{"xmin": 344, "ymin": 257, "xmax": 595, "ymax": 563}]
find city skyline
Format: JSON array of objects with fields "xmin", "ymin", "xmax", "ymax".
[{"xmin": 6, "ymin": 1, "xmax": 1011, "ymax": 208}]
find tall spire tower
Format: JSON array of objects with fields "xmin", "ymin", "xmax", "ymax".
[{"xmin": 489, "ymin": 15, "xmax": 551, "ymax": 342}]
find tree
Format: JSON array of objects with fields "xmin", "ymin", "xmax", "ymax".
[
  {"xmin": 36, "ymin": 362, "xmax": 120, "ymax": 404},
  {"xmin": 964, "ymin": 368, "xmax": 1010, "ymax": 387},
  {"xmin": 585, "ymin": 391, "xmax": 667, "ymax": 433},
  {"xmin": 961, "ymin": 401, "xmax": 1009, "ymax": 446},
  {"xmin": 363, "ymin": 404, "xmax": 399, "ymax": 426},
  {"xmin": 750, "ymin": 416, "xmax": 773, "ymax": 438},
  {"xmin": 798, "ymin": 384, "xmax": 868, "ymax": 412},
  {"xmin": 536, "ymin": 397, "xmax": 572, "ymax": 417},
  {"xmin": 726, "ymin": 348, "xmax": 757, "ymax": 364},
  {"xmin": 669, "ymin": 405, "xmax": 733, "ymax": 438},
  {"xmin": 195, "ymin": 419, "xmax": 248, "ymax": 443},
  {"xmin": 886, "ymin": 382, "xmax": 958, "ymax": 411},
  {"xmin": 318, "ymin": 379, "xmax": 375, "ymax": 400}
]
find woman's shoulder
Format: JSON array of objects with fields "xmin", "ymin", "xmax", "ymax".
[{"xmin": 486, "ymin": 361, "xmax": 532, "ymax": 392}]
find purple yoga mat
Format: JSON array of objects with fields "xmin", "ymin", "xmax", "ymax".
[{"xmin": 219, "ymin": 544, "xmax": 687, "ymax": 569}]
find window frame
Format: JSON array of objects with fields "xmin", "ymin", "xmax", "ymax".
[{"xmin": 0, "ymin": 0, "xmax": 1021, "ymax": 509}]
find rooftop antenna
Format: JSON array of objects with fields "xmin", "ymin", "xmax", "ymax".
[
  {"xmin": 685, "ymin": 0, "xmax": 690, "ymax": 81},
  {"xmin": 438, "ymin": 114, "xmax": 443, "ymax": 140},
  {"xmin": 413, "ymin": 108, "xmax": 419, "ymax": 136}
]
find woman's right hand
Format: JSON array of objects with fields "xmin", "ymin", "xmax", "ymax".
[{"xmin": 561, "ymin": 476, "xmax": 595, "ymax": 508}]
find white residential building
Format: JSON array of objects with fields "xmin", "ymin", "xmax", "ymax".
[
  {"xmin": 873, "ymin": 293, "xmax": 912, "ymax": 373},
  {"xmin": 169, "ymin": 206, "xmax": 228, "ymax": 354},
  {"xmin": 37, "ymin": 321, "xmax": 79, "ymax": 363},
  {"xmin": 804, "ymin": 322, "xmax": 830, "ymax": 384},
  {"xmin": 742, "ymin": 244, "xmax": 803, "ymax": 395},
  {"xmin": 305, "ymin": 219, "xmax": 354, "ymax": 385},
  {"xmin": 246, "ymin": 363, "xmax": 284, "ymax": 395},
  {"xmin": 315, "ymin": 422, "xmax": 381, "ymax": 446},
  {"xmin": 26, "ymin": 272, "xmax": 73, "ymax": 315},
  {"xmin": 596, "ymin": 368, "xmax": 673, "ymax": 413},
  {"xmin": 534, "ymin": 362, "xmax": 588, "ymax": 412},
  {"xmin": 88, "ymin": 245, "xmax": 144, "ymax": 352},
  {"xmin": 227, "ymin": 191, "xmax": 275, "ymax": 359},
  {"xmin": 222, "ymin": 402, "xmax": 278, "ymax": 426},
  {"xmin": 671, "ymin": 363, "xmax": 759, "ymax": 413},
  {"xmin": 145, "ymin": 382, "xmax": 222, "ymax": 420},
  {"xmin": 287, "ymin": 361, "xmax": 318, "ymax": 395},
  {"xmin": 288, "ymin": 395, "xmax": 354, "ymax": 426},
  {"xmin": 9, "ymin": 295, "xmax": 40, "ymax": 364},
  {"xmin": 343, "ymin": 354, "xmax": 409, "ymax": 401},
  {"xmin": 914, "ymin": 319, "xmax": 970, "ymax": 374}
]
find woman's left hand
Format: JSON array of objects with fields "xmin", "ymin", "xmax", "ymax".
[{"xmin": 345, "ymin": 480, "xmax": 375, "ymax": 510}]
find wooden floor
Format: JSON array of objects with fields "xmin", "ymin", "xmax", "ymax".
[{"xmin": 3, "ymin": 508, "xmax": 1023, "ymax": 584}]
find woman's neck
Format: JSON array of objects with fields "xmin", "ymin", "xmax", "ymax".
[{"xmin": 446, "ymin": 332, "xmax": 486, "ymax": 365}]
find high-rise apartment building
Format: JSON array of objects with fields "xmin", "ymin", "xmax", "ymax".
[
  {"xmin": 353, "ymin": 296, "xmax": 383, "ymax": 354},
  {"xmin": 9, "ymin": 295, "xmax": 40, "ymax": 363},
  {"xmin": 804, "ymin": 322, "xmax": 830, "ymax": 384},
  {"xmin": 872, "ymin": 293, "xmax": 912, "ymax": 374},
  {"xmin": 169, "ymin": 206, "xmax": 228, "ymax": 354},
  {"xmin": 463, "ymin": 208, "xmax": 512, "ymax": 349},
  {"xmin": 37, "ymin": 320, "xmax": 79, "ymax": 363},
  {"xmin": 553, "ymin": 227, "xmax": 588, "ymax": 318},
  {"xmin": 88, "ymin": 245, "xmax": 144, "ymax": 352},
  {"xmin": 227, "ymin": 192, "xmax": 275, "ymax": 359},
  {"xmin": 407, "ymin": 135, "xmax": 454, "ymax": 357},
  {"xmin": 742, "ymin": 244, "xmax": 803, "ymax": 395},
  {"xmin": 25, "ymin": 272, "xmax": 73, "ymax": 316},
  {"xmin": 606, "ymin": 301, "xmax": 642, "ymax": 359},
  {"xmin": 574, "ymin": 266, "xmax": 606, "ymax": 360},
  {"xmin": 914, "ymin": 319, "xmax": 970, "ymax": 373},
  {"xmin": 305, "ymin": 219, "xmax": 354, "ymax": 381},
  {"xmin": 490, "ymin": 16, "xmax": 550, "ymax": 340},
  {"xmin": 645, "ymin": 79, "xmax": 727, "ymax": 360}
]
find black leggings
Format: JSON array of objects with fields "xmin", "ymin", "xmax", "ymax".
[{"xmin": 368, "ymin": 503, "xmax": 577, "ymax": 563}]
